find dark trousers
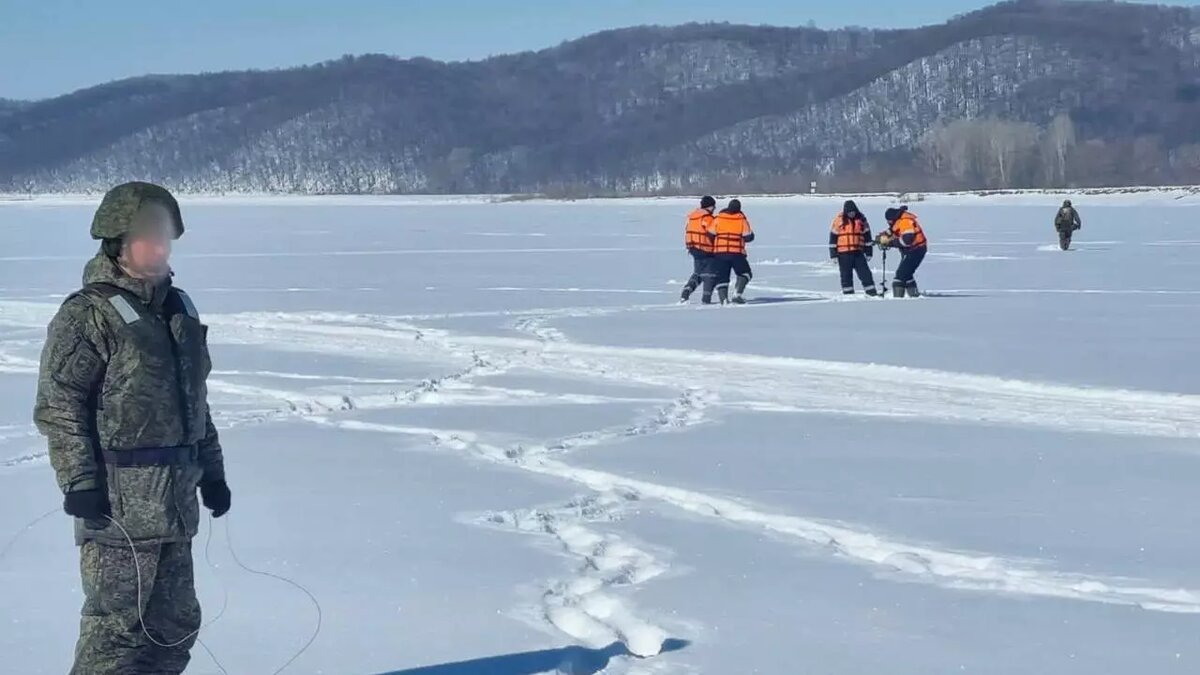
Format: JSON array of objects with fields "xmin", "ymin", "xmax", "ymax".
[
  {"xmin": 682, "ymin": 250, "xmax": 714, "ymax": 296},
  {"xmin": 703, "ymin": 254, "xmax": 752, "ymax": 302},
  {"xmin": 1058, "ymin": 231, "xmax": 1072, "ymax": 251},
  {"xmin": 837, "ymin": 252, "xmax": 876, "ymax": 294},
  {"xmin": 894, "ymin": 247, "xmax": 926, "ymax": 285}
]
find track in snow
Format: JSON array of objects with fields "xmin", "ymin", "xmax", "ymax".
[{"xmin": 5, "ymin": 293, "xmax": 1200, "ymax": 667}]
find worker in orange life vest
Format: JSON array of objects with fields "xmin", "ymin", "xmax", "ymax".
[
  {"xmin": 828, "ymin": 200, "xmax": 877, "ymax": 296},
  {"xmin": 680, "ymin": 195, "xmax": 717, "ymax": 302},
  {"xmin": 877, "ymin": 206, "xmax": 928, "ymax": 298},
  {"xmin": 702, "ymin": 199, "xmax": 755, "ymax": 305}
]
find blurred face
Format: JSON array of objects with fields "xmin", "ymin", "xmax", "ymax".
[{"xmin": 120, "ymin": 202, "xmax": 174, "ymax": 281}]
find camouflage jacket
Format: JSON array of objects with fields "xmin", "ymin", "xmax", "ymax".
[
  {"xmin": 1055, "ymin": 207, "xmax": 1082, "ymax": 232},
  {"xmin": 34, "ymin": 252, "xmax": 223, "ymax": 546}
]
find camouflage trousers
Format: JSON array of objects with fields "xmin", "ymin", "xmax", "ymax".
[{"xmin": 71, "ymin": 540, "xmax": 200, "ymax": 675}]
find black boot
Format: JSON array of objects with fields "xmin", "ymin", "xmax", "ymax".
[
  {"xmin": 734, "ymin": 274, "xmax": 750, "ymax": 300},
  {"xmin": 893, "ymin": 282, "xmax": 906, "ymax": 298},
  {"xmin": 907, "ymin": 281, "xmax": 920, "ymax": 298},
  {"xmin": 865, "ymin": 286, "xmax": 878, "ymax": 297},
  {"xmin": 680, "ymin": 287, "xmax": 693, "ymax": 303},
  {"xmin": 717, "ymin": 285, "xmax": 730, "ymax": 305},
  {"xmin": 842, "ymin": 288, "xmax": 855, "ymax": 295}
]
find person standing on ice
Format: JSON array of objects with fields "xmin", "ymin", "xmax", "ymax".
[
  {"xmin": 34, "ymin": 182, "xmax": 230, "ymax": 675},
  {"xmin": 1054, "ymin": 199, "xmax": 1082, "ymax": 251},
  {"xmin": 703, "ymin": 198, "xmax": 755, "ymax": 305},
  {"xmin": 680, "ymin": 195, "xmax": 717, "ymax": 302},
  {"xmin": 828, "ymin": 200, "xmax": 878, "ymax": 296},
  {"xmin": 878, "ymin": 205, "xmax": 928, "ymax": 298}
]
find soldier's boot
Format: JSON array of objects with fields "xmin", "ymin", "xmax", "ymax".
[
  {"xmin": 906, "ymin": 280, "xmax": 920, "ymax": 298},
  {"xmin": 893, "ymin": 282, "xmax": 907, "ymax": 298}
]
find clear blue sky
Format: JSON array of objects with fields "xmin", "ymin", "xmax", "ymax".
[{"xmin": 1, "ymin": 0, "xmax": 1195, "ymax": 100}]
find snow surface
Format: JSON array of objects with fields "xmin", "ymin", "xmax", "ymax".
[{"xmin": 2, "ymin": 195, "xmax": 1199, "ymax": 674}]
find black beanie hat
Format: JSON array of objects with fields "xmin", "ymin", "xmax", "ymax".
[
  {"xmin": 727, "ymin": 199, "xmax": 742, "ymax": 213},
  {"xmin": 885, "ymin": 207, "xmax": 901, "ymax": 222},
  {"xmin": 843, "ymin": 200, "xmax": 859, "ymax": 214},
  {"xmin": 701, "ymin": 195, "xmax": 716, "ymax": 209}
]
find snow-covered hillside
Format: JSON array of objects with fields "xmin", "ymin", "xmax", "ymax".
[{"xmin": 2, "ymin": 194, "xmax": 1198, "ymax": 674}]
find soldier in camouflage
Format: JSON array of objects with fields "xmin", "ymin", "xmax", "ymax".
[
  {"xmin": 34, "ymin": 182, "xmax": 231, "ymax": 675},
  {"xmin": 1054, "ymin": 199, "xmax": 1082, "ymax": 251}
]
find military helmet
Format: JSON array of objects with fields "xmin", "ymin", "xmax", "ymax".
[{"xmin": 90, "ymin": 182, "xmax": 184, "ymax": 241}]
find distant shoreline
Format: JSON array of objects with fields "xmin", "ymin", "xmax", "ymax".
[{"xmin": 2, "ymin": 185, "xmax": 1197, "ymax": 208}]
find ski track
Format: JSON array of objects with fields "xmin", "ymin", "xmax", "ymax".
[
  {"xmin": 208, "ymin": 351, "xmax": 499, "ymax": 428},
  {"xmin": 320, "ymin": 368, "xmax": 1200, "ymax": 618},
  {"xmin": 504, "ymin": 389, "xmax": 715, "ymax": 461},
  {"xmin": 439, "ymin": 332, "xmax": 1200, "ymax": 441},
  {"xmin": 486, "ymin": 286, "xmax": 668, "ymax": 295},
  {"xmin": 7, "ymin": 295, "xmax": 1200, "ymax": 664}
]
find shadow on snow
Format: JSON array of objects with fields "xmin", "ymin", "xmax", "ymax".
[
  {"xmin": 373, "ymin": 639, "xmax": 690, "ymax": 675},
  {"xmin": 743, "ymin": 295, "xmax": 824, "ymax": 305}
]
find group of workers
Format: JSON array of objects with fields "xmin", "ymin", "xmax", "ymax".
[
  {"xmin": 680, "ymin": 196, "xmax": 756, "ymax": 304},
  {"xmin": 826, "ymin": 199, "xmax": 928, "ymax": 298},
  {"xmin": 680, "ymin": 196, "xmax": 931, "ymax": 301}
]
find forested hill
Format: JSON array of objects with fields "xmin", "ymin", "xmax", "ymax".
[{"xmin": 2, "ymin": 0, "xmax": 1199, "ymax": 194}]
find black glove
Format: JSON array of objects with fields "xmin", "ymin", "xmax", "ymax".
[
  {"xmin": 200, "ymin": 480, "xmax": 231, "ymax": 518},
  {"xmin": 64, "ymin": 489, "xmax": 111, "ymax": 521},
  {"xmin": 865, "ymin": 247, "xmax": 874, "ymax": 260}
]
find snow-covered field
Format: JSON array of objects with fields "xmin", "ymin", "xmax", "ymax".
[{"xmin": 2, "ymin": 194, "xmax": 1198, "ymax": 674}]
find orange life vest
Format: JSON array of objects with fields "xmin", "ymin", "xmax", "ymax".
[
  {"xmin": 831, "ymin": 213, "xmax": 869, "ymax": 254},
  {"xmin": 891, "ymin": 212, "xmax": 927, "ymax": 249},
  {"xmin": 685, "ymin": 209, "xmax": 715, "ymax": 253},
  {"xmin": 711, "ymin": 212, "xmax": 752, "ymax": 255}
]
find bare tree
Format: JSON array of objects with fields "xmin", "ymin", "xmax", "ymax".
[
  {"xmin": 1041, "ymin": 112, "xmax": 1076, "ymax": 185},
  {"xmin": 918, "ymin": 122, "xmax": 948, "ymax": 176},
  {"xmin": 942, "ymin": 119, "xmax": 983, "ymax": 183},
  {"xmin": 985, "ymin": 119, "xmax": 1039, "ymax": 188},
  {"xmin": 1170, "ymin": 144, "xmax": 1200, "ymax": 181}
]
